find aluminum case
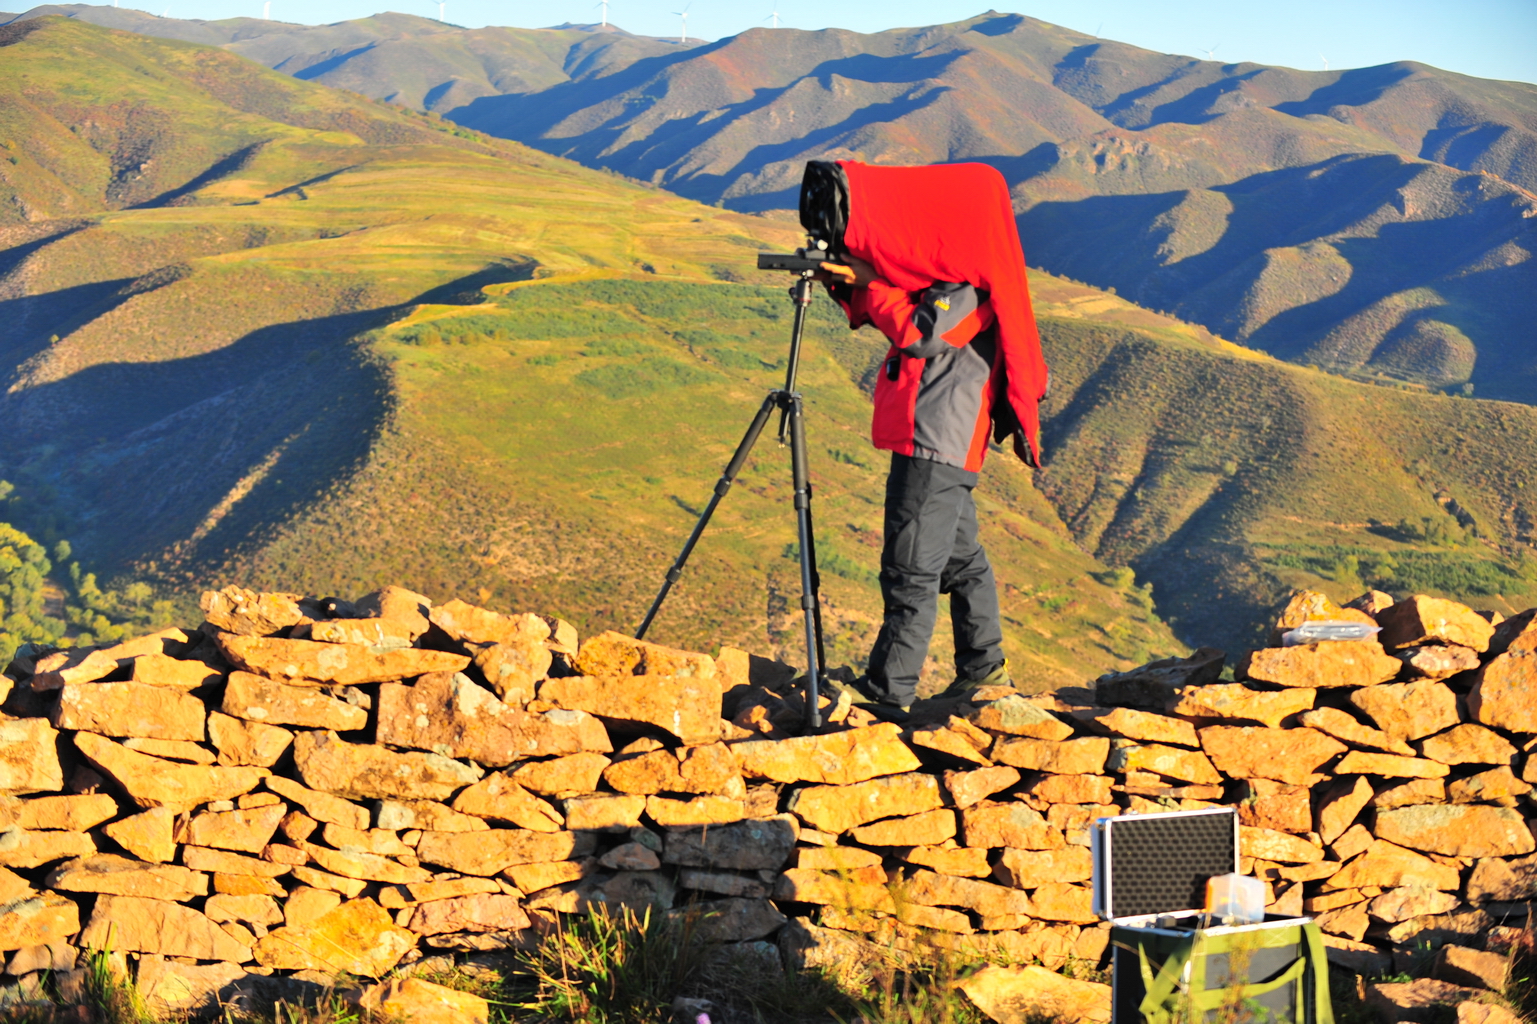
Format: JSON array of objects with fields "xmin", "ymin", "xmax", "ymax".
[{"xmin": 1091, "ymin": 807, "xmax": 1332, "ymax": 1024}]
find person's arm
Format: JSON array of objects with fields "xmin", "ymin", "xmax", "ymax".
[{"xmin": 855, "ymin": 280, "xmax": 994, "ymax": 357}]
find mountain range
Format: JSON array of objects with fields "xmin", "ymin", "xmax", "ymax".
[
  {"xmin": 9, "ymin": 5, "xmax": 1535, "ymax": 404},
  {"xmin": 2, "ymin": 10, "xmax": 1536, "ymax": 669}
]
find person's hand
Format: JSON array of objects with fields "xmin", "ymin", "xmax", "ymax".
[{"xmin": 815, "ymin": 255, "xmax": 880, "ymax": 288}]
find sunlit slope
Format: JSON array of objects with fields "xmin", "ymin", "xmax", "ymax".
[
  {"xmin": 203, "ymin": 276, "xmax": 1184, "ymax": 691},
  {"xmin": 12, "ymin": 16, "xmax": 1534, "ymax": 674},
  {"xmin": 1021, "ymin": 152, "xmax": 1537, "ymax": 402},
  {"xmin": 3, "ymin": 6, "xmax": 698, "ymax": 113},
  {"xmin": 0, "ymin": 17, "xmax": 1184, "ymax": 690},
  {"xmin": 1033, "ymin": 288, "xmax": 1537, "ymax": 652},
  {"xmin": 442, "ymin": 12, "xmax": 1537, "ymax": 403}
]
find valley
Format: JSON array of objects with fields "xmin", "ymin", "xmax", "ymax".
[{"xmin": 1, "ymin": 12, "xmax": 1534, "ymax": 675}]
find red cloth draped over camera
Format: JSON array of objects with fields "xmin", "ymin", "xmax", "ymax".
[{"xmin": 838, "ymin": 160, "xmax": 1049, "ymax": 466}]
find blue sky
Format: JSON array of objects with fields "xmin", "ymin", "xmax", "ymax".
[{"xmin": 84, "ymin": 0, "xmax": 1537, "ymax": 85}]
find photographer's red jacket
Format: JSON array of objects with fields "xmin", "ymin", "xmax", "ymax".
[
  {"xmin": 828, "ymin": 161, "xmax": 1049, "ymax": 471},
  {"xmin": 841, "ymin": 279, "xmax": 1000, "ymax": 472}
]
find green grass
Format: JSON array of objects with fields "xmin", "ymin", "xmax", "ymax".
[
  {"xmin": 572, "ymin": 357, "xmax": 719, "ymax": 399},
  {"xmin": 511, "ymin": 906, "xmax": 710, "ymax": 1024},
  {"xmin": 81, "ymin": 947, "xmax": 153, "ymax": 1024},
  {"xmin": 217, "ymin": 275, "xmax": 1181, "ymax": 691},
  {"xmin": 1264, "ymin": 543, "xmax": 1532, "ymax": 597},
  {"xmin": 21, "ymin": 904, "xmax": 1500, "ymax": 1024}
]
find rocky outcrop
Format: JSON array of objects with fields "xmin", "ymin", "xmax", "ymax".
[{"xmin": 0, "ymin": 583, "xmax": 1530, "ymax": 1023}]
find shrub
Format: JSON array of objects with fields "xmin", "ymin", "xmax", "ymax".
[
  {"xmin": 583, "ymin": 337, "xmax": 655, "ymax": 358},
  {"xmin": 783, "ymin": 542, "xmax": 878, "ymax": 586},
  {"xmin": 573, "ymin": 358, "xmax": 716, "ymax": 399}
]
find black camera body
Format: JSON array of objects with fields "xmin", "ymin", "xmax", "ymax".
[
  {"xmin": 758, "ymin": 161, "xmax": 850, "ymax": 274},
  {"xmin": 798, "ymin": 160, "xmax": 848, "ymax": 256}
]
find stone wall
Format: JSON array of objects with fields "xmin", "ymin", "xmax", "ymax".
[{"xmin": 0, "ymin": 584, "xmax": 1531, "ymax": 1018}]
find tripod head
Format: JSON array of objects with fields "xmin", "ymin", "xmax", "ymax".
[
  {"xmin": 756, "ymin": 240, "xmax": 843, "ymax": 274},
  {"xmin": 752, "ymin": 239, "xmax": 834, "ymax": 427}
]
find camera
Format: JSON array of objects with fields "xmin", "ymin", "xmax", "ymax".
[{"xmin": 757, "ymin": 161, "xmax": 851, "ymax": 273}]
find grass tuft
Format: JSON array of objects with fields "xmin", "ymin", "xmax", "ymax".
[
  {"xmin": 1501, "ymin": 909, "xmax": 1537, "ymax": 1022},
  {"xmin": 81, "ymin": 947, "xmax": 153, "ymax": 1024},
  {"xmin": 511, "ymin": 905, "xmax": 711, "ymax": 1024},
  {"xmin": 849, "ymin": 953, "xmax": 986, "ymax": 1024}
]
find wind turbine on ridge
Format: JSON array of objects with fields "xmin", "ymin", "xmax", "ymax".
[
  {"xmin": 1201, "ymin": 42, "xmax": 1221, "ymax": 61},
  {"xmin": 594, "ymin": 0, "xmax": 609, "ymax": 27},
  {"xmin": 673, "ymin": 2, "xmax": 690, "ymax": 42},
  {"xmin": 764, "ymin": 6, "xmax": 780, "ymax": 28},
  {"xmin": 262, "ymin": 1, "xmax": 270, "ymax": 18},
  {"xmin": 433, "ymin": 0, "xmax": 445, "ymax": 21},
  {"xmin": 1320, "ymin": 53, "xmax": 1330, "ymax": 70}
]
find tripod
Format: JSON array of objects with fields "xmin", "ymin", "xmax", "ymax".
[{"xmin": 634, "ymin": 269, "xmax": 828, "ymax": 730}]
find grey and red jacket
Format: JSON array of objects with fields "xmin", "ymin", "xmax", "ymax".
[{"xmin": 834, "ymin": 278, "xmax": 999, "ymax": 473}]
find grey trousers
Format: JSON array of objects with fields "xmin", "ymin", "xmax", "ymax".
[{"xmin": 866, "ymin": 453, "xmax": 1005, "ymax": 706}]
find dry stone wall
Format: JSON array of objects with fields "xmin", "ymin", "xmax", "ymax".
[{"xmin": 0, "ymin": 584, "xmax": 1531, "ymax": 1018}]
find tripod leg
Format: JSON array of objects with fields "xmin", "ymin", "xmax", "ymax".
[
  {"xmin": 802, "ymin": 482, "xmax": 828, "ymax": 675},
  {"xmin": 787, "ymin": 394, "xmax": 823, "ymax": 730},
  {"xmin": 636, "ymin": 391, "xmax": 778, "ymax": 640}
]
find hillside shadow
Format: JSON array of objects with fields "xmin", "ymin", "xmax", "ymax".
[
  {"xmin": 723, "ymin": 187, "xmax": 798, "ymax": 212},
  {"xmin": 0, "ymin": 276, "xmax": 142, "ymax": 376},
  {"xmin": 1021, "ymin": 151, "xmax": 1537, "ymax": 402},
  {"xmin": 1021, "ymin": 154, "xmax": 1432, "ymax": 328},
  {"xmin": 0, "ymin": 221, "xmax": 90, "ymax": 281},
  {"xmin": 287, "ymin": 43, "xmax": 376, "ymax": 80},
  {"xmin": 807, "ymin": 51, "xmax": 961, "ymax": 85},
  {"xmin": 13, "ymin": 313, "xmax": 435, "ymax": 568},
  {"xmin": 972, "ymin": 142, "xmax": 1064, "ymax": 188},
  {"xmin": 656, "ymin": 86, "xmax": 949, "ymax": 205},
  {"xmin": 1420, "ymin": 122, "xmax": 1512, "ymax": 169},
  {"xmin": 134, "ymin": 142, "xmax": 268, "ymax": 208},
  {"xmin": 411, "ymin": 257, "xmax": 539, "ymax": 304},
  {"xmin": 0, "ymin": 303, "xmax": 394, "ymax": 573},
  {"xmin": 1, "ymin": 227, "xmax": 202, "ymax": 371},
  {"xmin": 1244, "ymin": 213, "xmax": 1519, "ymax": 358},
  {"xmin": 968, "ymin": 13, "xmax": 1025, "ymax": 36},
  {"xmin": 1079, "ymin": 55, "xmax": 1226, "ymax": 127},
  {"xmin": 1136, "ymin": 67, "xmax": 1280, "ymax": 127},
  {"xmin": 452, "ymin": 36, "xmax": 734, "ymax": 138},
  {"xmin": 0, "ymin": 261, "xmax": 529, "ymax": 572},
  {"xmin": 1273, "ymin": 62, "xmax": 1418, "ymax": 118},
  {"xmin": 1017, "ymin": 189, "xmax": 1189, "ymax": 300}
]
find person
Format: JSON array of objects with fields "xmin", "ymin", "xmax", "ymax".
[{"xmin": 808, "ymin": 160, "xmax": 1049, "ymax": 718}]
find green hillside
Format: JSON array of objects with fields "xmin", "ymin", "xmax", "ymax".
[
  {"xmin": 1030, "ymin": 275, "xmax": 1537, "ymax": 651},
  {"xmin": 0, "ymin": 16, "xmax": 1182, "ymax": 690}
]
